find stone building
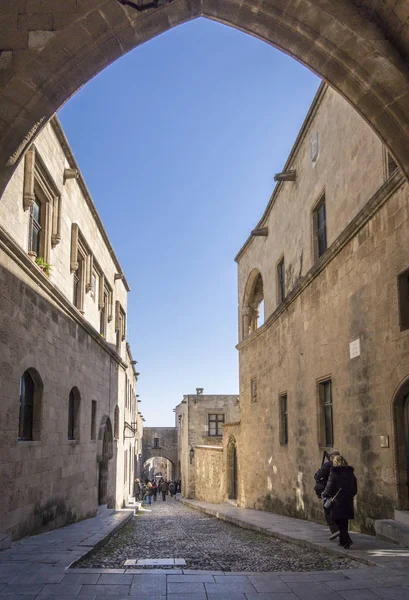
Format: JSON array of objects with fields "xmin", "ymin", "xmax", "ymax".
[
  {"xmin": 233, "ymin": 82, "xmax": 409, "ymax": 534},
  {"xmin": 0, "ymin": 117, "xmax": 141, "ymax": 541},
  {"xmin": 175, "ymin": 389, "xmax": 240, "ymax": 500}
]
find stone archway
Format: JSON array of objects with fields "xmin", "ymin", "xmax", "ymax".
[
  {"xmin": 227, "ymin": 436, "xmax": 238, "ymax": 501},
  {"xmin": 1, "ymin": 1, "xmax": 409, "ymax": 195},
  {"xmin": 393, "ymin": 378, "xmax": 409, "ymax": 510},
  {"xmin": 97, "ymin": 415, "xmax": 114, "ymax": 506}
]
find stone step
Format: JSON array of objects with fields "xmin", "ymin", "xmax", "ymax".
[
  {"xmin": 0, "ymin": 533, "xmax": 11, "ymax": 551},
  {"xmin": 97, "ymin": 504, "xmax": 108, "ymax": 516},
  {"xmin": 374, "ymin": 518, "xmax": 409, "ymax": 547},
  {"xmin": 394, "ymin": 509, "xmax": 409, "ymax": 526}
]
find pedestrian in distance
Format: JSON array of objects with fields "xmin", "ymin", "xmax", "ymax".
[
  {"xmin": 134, "ymin": 478, "xmax": 142, "ymax": 501},
  {"xmin": 314, "ymin": 450, "xmax": 341, "ymax": 539},
  {"xmin": 144, "ymin": 480, "xmax": 153, "ymax": 505},
  {"xmin": 169, "ymin": 481, "xmax": 175, "ymax": 498},
  {"xmin": 322, "ymin": 455, "xmax": 357, "ymax": 549},
  {"xmin": 160, "ymin": 480, "xmax": 169, "ymax": 501},
  {"xmin": 152, "ymin": 482, "xmax": 158, "ymax": 502}
]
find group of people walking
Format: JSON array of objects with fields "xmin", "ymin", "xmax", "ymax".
[
  {"xmin": 314, "ymin": 451, "xmax": 357, "ymax": 549},
  {"xmin": 133, "ymin": 478, "xmax": 181, "ymax": 505}
]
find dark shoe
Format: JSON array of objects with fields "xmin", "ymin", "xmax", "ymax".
[
  {"xmin": 329, "ymin": 531, "xmax": 340, "ymax": 540},
  {"xmin": 343, "ymin": 542, "xmax": 351, "ymax": 549}
]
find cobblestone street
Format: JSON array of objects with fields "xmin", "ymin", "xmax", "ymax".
[{"xmin": 78, "ymin": 499, "xmax": 361, "ymax": 572}]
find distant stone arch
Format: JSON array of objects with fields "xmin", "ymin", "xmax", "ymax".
[{"xmin": 242, "ymin": 269, "xmax": 264, "ymax": 338}]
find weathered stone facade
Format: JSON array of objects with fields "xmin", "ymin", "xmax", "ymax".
[
  {"xmin": 175, "ymin": 391, "xmax": 240, "ymax": 498},
  {"xmin": 0, "ymin": 118, "xmax": 141, "ymax": 540},
  {"xmin": 234, "ymin": 83, "xmax": 409, "ymax": 534}
]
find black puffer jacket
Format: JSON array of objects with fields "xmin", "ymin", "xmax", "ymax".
[
  {"xmin": 314, "ymin": 461, "xmax": 332, "ymax": 497},
  {"xmin": 323, "ymin": 466, "xmax": 357, "ymax": 520}
]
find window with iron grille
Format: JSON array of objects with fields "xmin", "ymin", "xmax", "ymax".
[
  {"xmin": 319, "ymin": 379, "xmax": 333, "ymax": 447},
  {"xmin": 277, "ymin": 257, "xmax": 285, "ymax": 304},
  {"xmin": 314, "ymin": 196, "xmax": 327, "ymax": 259},
  {"xmin": 208, "ymin": 414, "xmax": 225, "ymax": 436},
  {"xmin": 153, "ymin": 437, "xmax": 160, "ymax": 448},
  {"xmin": 279, "ymin": 394, "xmax": 288, "ymax": 446}
]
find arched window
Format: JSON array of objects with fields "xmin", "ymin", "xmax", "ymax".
[
  {"xmin": 114, "ymin": 405, "xmax": 120, "ymax": 440},
  {"xmin": 68, "ymin": 387, "xmax": 81, "ymax": 440},
  {"xmin": 242, "ymin": 270, "xmax": 264, "ymax": 338},
  {"xmin": 19, "ymin": 369, "xmax": 43, "ymax": 441}
]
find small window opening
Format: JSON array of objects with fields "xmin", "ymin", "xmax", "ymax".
[
  {"xmin": 208, "ymin": 414, "xmax": 225, "ymax": 436},
  {"xmin": 319, "ymin": 379, "xmax": 333, "ymax": 447},
  {"xmin": 398, "ymin": 268, "xmax": 409, "ymax": 331},
  {"xmin": 279, "ymin": 394, "xmax": 288, "ymax": 445}
]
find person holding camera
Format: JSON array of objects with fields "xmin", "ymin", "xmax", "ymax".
[{"xmin": 314, "ymin": 450, "xmax": 340, "ymax": 539}]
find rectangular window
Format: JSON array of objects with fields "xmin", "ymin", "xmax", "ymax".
[
  {"xmin": 319, "ymin": 379, "xmax": 333, "ymax": 447},
  {"xmin": 208, "ymin": 414, "xmax": 225, "ymax": 436},
  {"xmin": 314, "ymin": 196, "xmax": 327, "ymax": 259},
  {"xmin": 68, "ymin": 392, "xmax": 75, "ymax": 440},
  {"xmin": 29, "ymin": 197, "xmax": 41, "ymax": 256},
  {"xmin": 279, "ymin": 394, "xmax": 288, "ymax": 446},
  {"xmin": 277, "ymin": 257, "xmax": 285, "ymax": 304},
  {"xmin": 398, "ymin": 268, "xmax": 409, "ymax": 331},
  {"xmin": 153, "ymin": 437, "xmax": 160, "ymax": 448},
  {"xmin": 73, "ymin": 254, "xmax": 85, "ymax": 310},
  {"xmin": 90, "ymin": 272, "xmax": 97, "ymax": 301},
  {"xmin": 100, "ymin": 289, "xmax": 108, "ymax": 336},
  {"xmin": 91, "ymin": 400, "xmax": 97, "ymax": 440},
  {"xmin": 251, "ymin": 377, "xmax": 257, "ymax": 403}
]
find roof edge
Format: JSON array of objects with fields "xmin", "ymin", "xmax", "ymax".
[
  {"xmin": 235, "ymin": 81, "xmax": 327, "ymax": 263},
  {"xmin": 50, "ymin": 115, "xmax": 131, "ymax": 292}
]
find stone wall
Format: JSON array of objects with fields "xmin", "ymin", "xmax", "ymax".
[
  {"xmin": 194, "ymin": 446, "xmax": 224, "ymax": 504},
  {"xmin": 236, "ymin": 101, "xmax": 409, "ymax": 532},
  {"xmin": 0, "ymin": 118, "xmax": 139, "ymax": 539}
]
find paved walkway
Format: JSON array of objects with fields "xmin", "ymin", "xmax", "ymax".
[
  {"xmin": 0, "ymin": 503, "xmax": 408, "ymax": 599},
  {"xmin": 178, "ymin": 497, "xmax": 409, "ymax": 570}
]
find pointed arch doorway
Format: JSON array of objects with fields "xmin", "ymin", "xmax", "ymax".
[
  {"xmin": 97, "ymin": 416, "xmax": 114, "ymax": 506},
  {"xmin": 227, "ymin": 436, "xmax": 238, "ymax": 501},
  {"xmin": 393, "ymin": 379, "xmax": 409, "ymax": 510}
]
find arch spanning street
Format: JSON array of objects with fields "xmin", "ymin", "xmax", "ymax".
[
  {"xmin": 141, "ymin": 426, "xmax": 178, "ymax": 478},
  {"xmin": 1, "ymin": 0, "xmax": 409, "ymax": 195}
]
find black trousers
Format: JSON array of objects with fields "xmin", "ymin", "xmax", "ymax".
[
  {"xmin": 162, "ymin": 492, "xmax": 166, "ymax": 501},
  {"xmin": 324, "ymin": 507, "xmax": 338, "ymax": 534},
  {"xmin": 334, "ymin": 518, "xmax": 352, "ymax": 546}
]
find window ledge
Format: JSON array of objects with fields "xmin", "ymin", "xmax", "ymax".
[
  {"xmin": 17, "ymin": 440, "xmax": 41, "ymax": 446},
  {"xmin": 67, "ymin": 439, "xmax": 80, "ymax": 444}
]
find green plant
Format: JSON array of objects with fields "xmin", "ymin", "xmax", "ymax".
[{"xmin": 35, "ymin": 256, "xmax": 52, "ymax": 277}]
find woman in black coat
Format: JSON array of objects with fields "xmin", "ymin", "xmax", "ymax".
[{"xmin": 323, "ymin": 455, "xmax": 357, "ymax": 548}]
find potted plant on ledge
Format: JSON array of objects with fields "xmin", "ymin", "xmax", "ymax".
[{"xmin": 35, "ymin": 256, "xmax": 52, "ymax": 277}]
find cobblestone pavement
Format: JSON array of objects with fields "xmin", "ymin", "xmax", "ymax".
[{"xmin": 77, "ymin": 499, "xmax": 362, "ymax": 572}]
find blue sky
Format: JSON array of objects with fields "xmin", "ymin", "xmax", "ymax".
[{"xmin": 58, "ymin": 17, "xmax": 320, "ymax": 426}]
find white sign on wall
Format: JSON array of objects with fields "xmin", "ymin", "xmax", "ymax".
[{"xmin": 349, "ymin": 338, "xmax": 361, "ymax": 359}]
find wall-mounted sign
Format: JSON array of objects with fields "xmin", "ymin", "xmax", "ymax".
[
  {"xmin": 380, "ymin": 435, "xmax": 390, "ymax": 448},
  {"xmin": 349, "ymin": 338, "xmax": 361, "ymax": 359}
]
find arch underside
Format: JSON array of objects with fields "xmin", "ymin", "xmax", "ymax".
[{"xmin": 1, "ymin": 0, "xmax": 409, "ymax": 195}]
